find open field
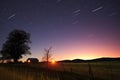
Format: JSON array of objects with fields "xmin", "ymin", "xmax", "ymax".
[
  {"xmin": 0, "ymin": 61, "xmax": 120, "ymax": 80},
  {"xmin": 54, "ymin": 61, "xmax": 120, "ymax": 80},
  {"xmin": 0, "ymin": 63, "xmax": 81, "ymax": 80}
]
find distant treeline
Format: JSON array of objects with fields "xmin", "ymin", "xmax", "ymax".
[{"xmin": 58, "ymin": 57, "xmax": 120, "ymax": 63}]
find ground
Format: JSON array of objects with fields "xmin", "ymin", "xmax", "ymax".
[{"xmin": 0, "ymin": 61, "xmax": 120, "ymax": 80}]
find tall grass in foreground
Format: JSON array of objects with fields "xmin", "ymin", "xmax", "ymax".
[
  {"xmin": 57, "ymin": 61, "xmax": 120, "ymax": 80},
  {"xmin": 0, "ymin": 61, "xmax": 120, "ymax": 80},
  {"xmin": 0, "ymin": 64, "xmax": 60, "ymax": 80}
]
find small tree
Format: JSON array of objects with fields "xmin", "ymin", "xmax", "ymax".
[
  {"xmin": 0, "ymin": 29, "xmax": 31, "ymax": 63},
  {"xmin": 42, "ymin": 47, "xmax": 52, "ymax": 68}
]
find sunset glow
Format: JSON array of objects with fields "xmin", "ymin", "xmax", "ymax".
[
  {"xmin": 28, "ymin": 60, "xmax": 30, "ymax": 63},
  {"xmin": 51, "ymin": 60, "xmax": 56, "ymax": 64},
  {"xmin": 0, "ymin": 0, "xmax": 120, "ymax": 62}
]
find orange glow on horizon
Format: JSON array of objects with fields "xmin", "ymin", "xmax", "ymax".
[
  {"xmin": 28, "ymin": 60, "xmax": 30, "ymax": 63},
  {"xmin": 20, "ymin": 43, "xmax": 120, "ymax": 62},
  {"xmin": 51, "ymin": 60, "xmax": 56, "ymax": 64}
]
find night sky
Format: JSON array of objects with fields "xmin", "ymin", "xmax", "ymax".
[{"xmin": 0, "ymin": 0, "xmax": 120, "ymax": 61}]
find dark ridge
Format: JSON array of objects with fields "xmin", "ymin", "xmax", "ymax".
[
  {"xmin": 58, "ymin": 57, "xmax": 120, "ymax": 63},
  {"xmin": 89, "ymin": 57, "xmax": 120, "ymax": 62},
  {"xmin": 58, "ymin": 60, "xmax": 71, "ymax": 63},
  {"xmin": 72, "ymin": 59, "xmax": 85, "ymax": 63}
]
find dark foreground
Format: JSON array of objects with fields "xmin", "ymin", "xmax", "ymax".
[{"xmin": 0, "ymin": 61, "xmax": 120, "ymax": 80}]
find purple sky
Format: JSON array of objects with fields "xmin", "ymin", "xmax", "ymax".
[{"xmin": 0, "ymin": 0, "xmax": 120, "ymax": 61}]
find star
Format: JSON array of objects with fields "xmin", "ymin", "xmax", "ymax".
[{"xmin": 8, "ymin": 14, "xmax": 16, "ymax": 20}]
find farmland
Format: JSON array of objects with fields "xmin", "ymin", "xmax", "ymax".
[
  {"xmin": 54, "ymin": 61, "xmax": 120, "ymax": 80},
  {"xmin": 0, "ymin": 61, "xmax": 120, "ymax": 80}
]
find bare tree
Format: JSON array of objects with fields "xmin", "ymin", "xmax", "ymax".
[{"xmin": 42, "ymin": 47, "xmax": 52, "ymax": 68}]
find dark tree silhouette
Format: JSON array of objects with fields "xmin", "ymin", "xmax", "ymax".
[
  {"xmin": 42, "ymin": 47, "xmax": 52, "ymax": 68},
  {"xmin": 0, "ymin": 29, "xmax": 31, "ymax": 63},
  {"xmin": 0, "ymin": 50, "xmax": 12, "ymax": 63}
]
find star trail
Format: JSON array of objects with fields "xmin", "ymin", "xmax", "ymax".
[{"xmin": 0, "ymin": 0, "xmax": 120, "ymax": 61}]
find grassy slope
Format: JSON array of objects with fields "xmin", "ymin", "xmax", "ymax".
[
  {"xmin": 0, "ymin": 64, "xmax": 82, "ymax": 80},
  {"xmin": 53, "ymin": 61, "xmax": 120, "ymax": 80},
  {"xmin": 0, "ymin": 61, "xmax": 120, "ymax": 80}
]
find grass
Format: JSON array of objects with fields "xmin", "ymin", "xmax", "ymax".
[
  {"xmin": 54, "ymin": 61, "xmax": 120, "ymax": 80},
  {"xmin": 0, "ymin": 64, "xmax": 61, "ymax": 80},
  {"xmin": 0, "ymin": 63, "xmax": 81, "ymax": 80},
  {"xmin": 0, "ymin": 61, "xmax": 120, "ymax": 80}
]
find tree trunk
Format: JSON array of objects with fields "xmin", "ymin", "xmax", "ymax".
[{"xmin": 13, "ymin": 58, "xmax": 18, "ymax": 63}]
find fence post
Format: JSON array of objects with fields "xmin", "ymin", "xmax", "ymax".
[
  {"xmin": 88, "ymin": 63, "xmax": 94, "ymax": 80},
  {"xmin": 70, "ymin": 68, "xmax": 73, "ymax": 73}
]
